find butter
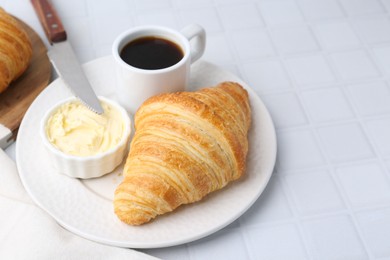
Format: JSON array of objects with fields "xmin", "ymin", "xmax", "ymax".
[{"xmin": 46, "ymin": 100, "xmax": 125, "ymax": 157}]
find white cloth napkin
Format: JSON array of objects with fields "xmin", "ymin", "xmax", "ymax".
[{"xmin": 0, "ymin": 149, "xmax": 157, "ymax": 260}]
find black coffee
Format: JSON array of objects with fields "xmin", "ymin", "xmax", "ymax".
[{"xmin": 120, "ymin": 36, "xmax": 184, "ymax": 70}]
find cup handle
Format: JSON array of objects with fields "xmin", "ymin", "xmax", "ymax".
[{"xmin": 180, "ymin": 24, "xmax": 206, "ymax": 64}]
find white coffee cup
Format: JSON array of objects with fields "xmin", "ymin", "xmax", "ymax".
[{"xmin": 112, "ymin": 24, "xmax": 206, "ymax": 114}]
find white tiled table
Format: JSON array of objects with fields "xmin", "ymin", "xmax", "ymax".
[{"xmin": 3, "ymin": 0, "xmax": 390, "ymax": 259}]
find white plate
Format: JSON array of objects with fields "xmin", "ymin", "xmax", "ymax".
[{"xmin": 16, "ymin": 56, "xmax": 277, "ymax": 248}]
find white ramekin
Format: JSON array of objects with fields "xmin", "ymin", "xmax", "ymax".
[{"xmin": 40, "ymin": 96, "xmax": 131, "ymax": 179}]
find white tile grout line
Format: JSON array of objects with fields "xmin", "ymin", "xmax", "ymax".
[
  {"xmin": 301, "ymin": 3, "xmax": 388, "ymax": 258},
  {"xmin": 275, "ymin": 174, "xmax": 315, "ymax": 259},
  {"xmin": 245, "ymin": 0, "xmax": 390, "ymax": 258}
]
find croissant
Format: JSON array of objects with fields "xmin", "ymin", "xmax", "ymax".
[
  {"xmin": 114, "ymin": 81, "xmax": 251, "ymax": 225},
  {"xmin": 0, "ymin": 8, "xmax": 32, "ymax": 93}
]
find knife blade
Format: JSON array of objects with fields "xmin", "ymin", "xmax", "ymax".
[{"xmin": 31, "ymin": 0, "xmax": 103, "ymax": 114}]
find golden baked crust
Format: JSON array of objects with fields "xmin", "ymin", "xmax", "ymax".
[
  {"xmin": 114, "ymin": 82, "xmax": 251, "ymax": 225},
  {"xmin": 0, "ymin": 8, "xmax": 32, "ymax": 93}
]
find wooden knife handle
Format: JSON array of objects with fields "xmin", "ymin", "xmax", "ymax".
[{"xmin": 31, "ymin": 0, "xmax": 66, "ymax": 43}]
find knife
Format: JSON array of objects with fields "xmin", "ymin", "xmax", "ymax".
[{"xmin": 31, "ymin": 0, "xmax": 104, "ymax": 114}]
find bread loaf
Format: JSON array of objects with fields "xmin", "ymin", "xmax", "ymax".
[
  {"xmin": 0, "ymin": 8, "xmax": 32, "ymax": 93},
  {"xmin": 114, "ymin": 82, "xmax": 251, "ymax": 225}
]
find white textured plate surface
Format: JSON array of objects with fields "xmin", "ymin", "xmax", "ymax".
[{"xmin": 16, "ymin": 56, "xmax": 277, "ymax": 248}]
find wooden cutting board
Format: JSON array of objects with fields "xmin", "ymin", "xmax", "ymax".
[{"xmin": 0, "ymin": 17, "xmax": 52, "ymax": 146}]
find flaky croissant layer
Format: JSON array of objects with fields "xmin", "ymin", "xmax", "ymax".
[
  {"xmin": 114, "ymin": 82, "xmax": 251, "ymax": 225},
  {"xmin": 0, "ymin": 8, "xmax": 32, "ymax": 93}
]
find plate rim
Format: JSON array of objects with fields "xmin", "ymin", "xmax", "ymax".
[{"xmin": 16, "ymin": 56, "xmax": 277, "ymax": 248}]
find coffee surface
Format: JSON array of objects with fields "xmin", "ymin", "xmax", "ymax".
[{"xmin": 120, "ymin": 36, "xmax": 184, "ymax": 70}]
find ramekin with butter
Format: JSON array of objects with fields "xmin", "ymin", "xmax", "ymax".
[{"xmin": 41, "ymin": 96, "xmax": 131, "ymax": 179}]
